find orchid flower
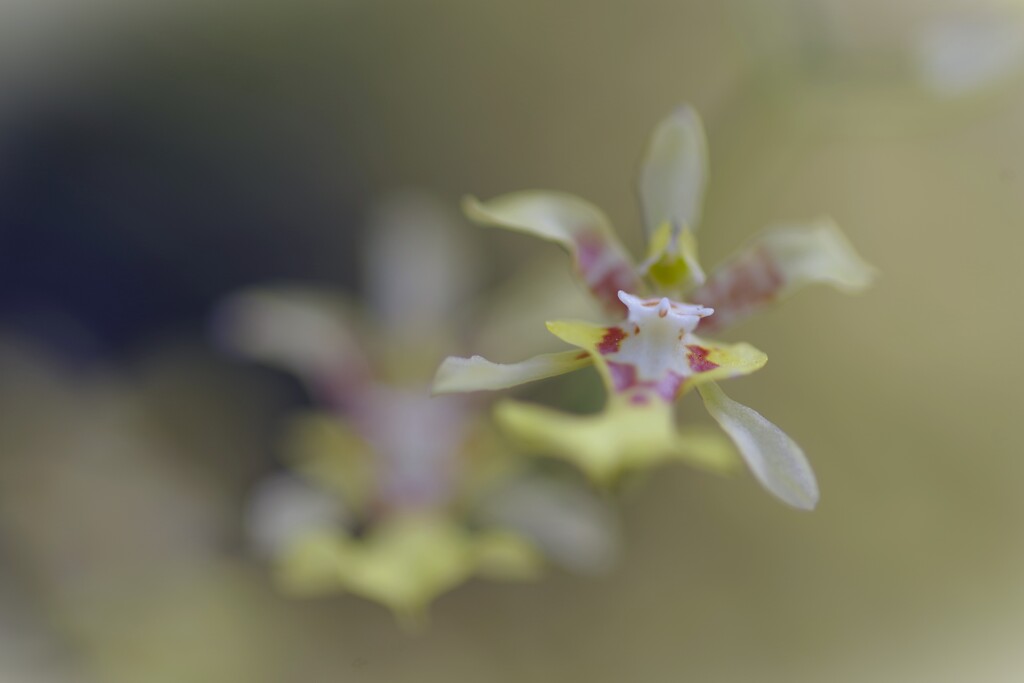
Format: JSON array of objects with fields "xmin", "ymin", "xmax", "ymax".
[
  {"xmin": 434, "ymin": 106, "xmax": 876, "ymax": 510},
  {"xmin": 214, "ymin": 193, "xmax": 616, "ymax": 625}
]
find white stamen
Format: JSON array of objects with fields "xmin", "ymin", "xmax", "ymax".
[{"xmin": 617, "ymin": 290, "xmax": 713, "ymax": 334}]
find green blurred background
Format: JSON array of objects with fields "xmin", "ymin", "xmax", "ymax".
[{"xmin": 1, "ymin": 0, "xmax": 1022, "ymax": 681}]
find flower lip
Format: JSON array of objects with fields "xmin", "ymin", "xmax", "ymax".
[{"xmin": 616, "ymin": 291, "xmax": 713, "ymax": 332}]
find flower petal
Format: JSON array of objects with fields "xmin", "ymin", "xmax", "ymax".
[
  {"xmin": 697, "ymin": 382, "xmax": 818, "ymax": 510},
  {"xmin": 544, "ymin": 318, "xmax": 766, "ymax": 404},
  {"xmin": 681, "ymin": 336, "xmax": 769, "ymax": 391},
  {"xmin": 670, "ymin": 426, "xmax": 742, "ymax": 476},
  {"xmin": 477, "ymin": 474, "xmax": 620, "ymax": 575},
  {"xmin": 638, "ymin": 105, "xmax": 708, "ymax": 237},
  {"xmin": 463, "ymin": 192, "xmax": 642, "ymax": 314},
  {"xmin": 273, "ymin": 532, "xmax": 351, "ymax": 597},
  {"xmin": 211, "ymin": 286, "xmax": 369, "ymax": 407},
  {"xmin": 278, "ymin": 516, "xmax": 477, "ymax": 626},
  {"xmin": 245, "ymin": 473, "xmax": 351, "ymax": 560},
  {"xmin": 496, "ymin": 399, "xmax": 742, "ymax": 485},
  {"xmin": 692, "ymin": 218, "xmax": 877, "ymax": 332},
  {"xmin": 364, "ymin": 192, "xmax": 478, "ymax": 339},
  {"xmin": 494, "ymin": 398, "xmax": 681, "ymax": 483},
  {"xmin": 273, "ymin": 516, "xmax": 541, "ymax": 627},
  {"xmin": 471, "ymin": 531, "xmax": 544, "ymax": 580},
  {"xmin": 279, "ymin": 412, "xmax": 375, "ymax": 512},
  {"xmin": 432, "ymin": 349, "xmax": 592, "ymax": 394}
]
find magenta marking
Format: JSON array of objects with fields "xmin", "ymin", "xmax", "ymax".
[
  {"xmin": 686, "ymin": 345, "xmax": 719, "ymax": 373},
  {"xmin": 652, "ymin": 371, "xmax": 686, "ymax": 402},
  {"xmin": 606, "ymin": 360, "xmax": 637, "ymax": 392},
  {"xmin": 573, "ymin": 231, "xmax": 640, "ymax": 315},
  {"xmin": 693, "ymin": 245, "xmax": 784, "ymax": 332},
  {"xmin": 590, "ymin": 265, "xmax": 637, "ymax": 315},
  {"xmin": 606, "ymin": 361, "xmax": 685, "ymax": 402}
]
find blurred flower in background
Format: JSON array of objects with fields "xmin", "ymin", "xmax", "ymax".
[
  {"xmin": 436, "ymin": 106, "xmax": 875, "ymax": 509},
  {"xmin": 215, "ymin": 193, "xmax": 617, "ymax": 624},
  {"xmin": 1, "ymin": 0, "xmax": 1023, "ymax": 681},
  {"xmin": 913, "ymin": 9, "xmax": 1024, "ymax": 97}
]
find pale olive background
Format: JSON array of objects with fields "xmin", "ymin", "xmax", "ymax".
[{"xmin": 0, "ymin": 1, "xmax": 1021, "ymax": 681}]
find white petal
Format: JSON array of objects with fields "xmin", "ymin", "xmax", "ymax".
[
  {"xmin": 638, "ymin": 105, "xmax": 708, "ymax": 236},
  {"xmin": 364, "ymin": 191, "xmax": 478, "ymax": 335},
  {"xmin": 246, "ymin": 473, "xmax": 349, "ymax": 558},
  {"xmin": 463, "ymin": 192, "xmax": 640, "ymax": 314},
  {"xmin": 211, "ymin": 286, "xmax": 368, "ymax": 392},
  {"xmin": 477, "ymin": 475, "xmax": 619, "ymax": 575},
  {"xmin": 698, "ymin": 382, "xmax": 818, "ymax": 510},
  {"xmin": 759, "ymin": 218, "xmax": 876, "ymax": 293},
  {"xmin": 432, "ymin": 349, "xmax": 591, "ymax": 394},
  {"xmin": 693, "ymin": 218, "xmax": 876, "ymax": 332}
]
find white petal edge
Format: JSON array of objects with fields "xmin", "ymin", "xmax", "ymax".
[
  {"xmin": 697, "ymin": 382, "xmax": 819, "ymax": 510},
  {"xmin": 638, "ymin": 105, "xmax": 708, "ymax": 237},
  {"xmin": 433, "ymin": 349, "xmax": 592, "ymax": 394}
]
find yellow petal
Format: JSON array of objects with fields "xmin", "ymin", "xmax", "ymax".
[
  {"xmin": 471, "ymin": 531, "xmax": 544, "ymax": 580},
  {"xmin": 432, "ymin": 349, "xmax": 591, "ymax": 394},
  {"xmin": 495, "ymin": 398, "xmax": 680, "ymax": 484},
  {"xmin": 464, "ymin": 192, "xmax": 642, "ymax": 314},
  {"xmin": 280, "ymin": 412, "xmax": 375, "ymax": 512},
  {"xmin": 274, "ymin": 531, "xmax": 349, "ymax": 597},
  {"xmin": 679, "ymin": 337, "xmax": 768, "ymax": 392},
  {"xmin": 693, "ymin": 218, "xmax": 877, "ymax": 332},
  {"xmin": 315, "ymin": 517, "xmax": 475, "ymax": 624},
  {"xmin": 273, "ymin": 516, "xmax": 543, "ymax": 626},
  {"xmin": 670, "ymin": 426, "xmax": 741, "ymax": 475}
]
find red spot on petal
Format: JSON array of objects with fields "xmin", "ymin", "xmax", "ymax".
[
  {"xmin": 575, "ymin": 351, "xmax": 590, "ymax": 360},
  {"xmin": 686, "ymin": 345, "xmax": 719, "ymax": 372},
  {"xmin": 630, "ymin": 393, "xmax": 650, "ymax": 406},
  {"xmin": 598, "ymin": 327, "xmax": 628, "ymax": 355}
]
